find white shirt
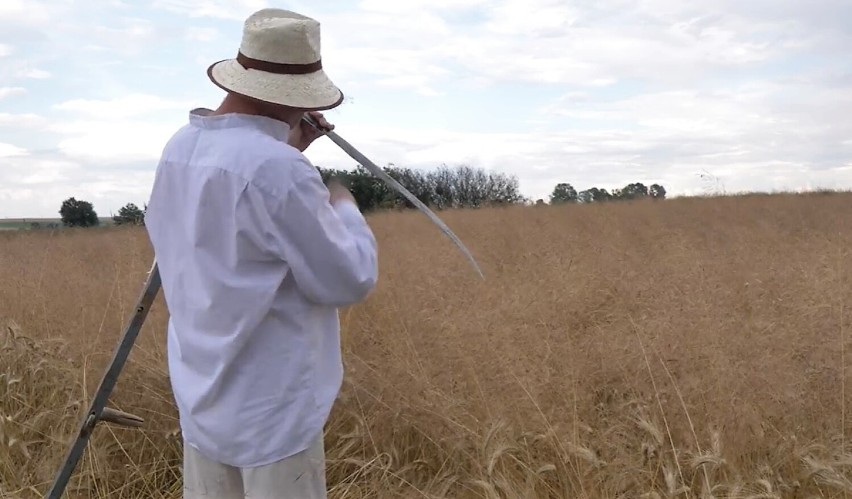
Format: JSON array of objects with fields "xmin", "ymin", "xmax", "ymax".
[{"xmin": 144, "ymin": 109, "xmax": 379, "ymax": 467}]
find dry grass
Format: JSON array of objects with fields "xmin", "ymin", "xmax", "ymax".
[{"xmin": 1, "ymin": 192, "xmax": 852, "ymax": 498}]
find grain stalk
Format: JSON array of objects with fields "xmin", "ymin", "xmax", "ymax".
[{"xmin": 630, "ymin": 316, "xmax": 686, "ymax": 493}]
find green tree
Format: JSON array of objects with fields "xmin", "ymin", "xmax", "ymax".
[
  {"xmin": 59, "ymin": 197, "xmax": 99, "ymax": 227},
  {"xmin": 424, "ymin": 164, "xmax": 523, "ymax": 209},
  {"xmin": 650, "ymin": 184, "xmax": 667, "ymax": 199},
  {"xmin": 549, "ymin": 183, "xmax": 578, "ymax": 204},
  {"xmin": 385, "ymin": 165, "xmax": 434, "ymax": 208},
  {"xmin": 316, "ymin": 163, "xmax": 524, "ymax": 212},
  {"xmin": 113, "ymin": 203, "xmax": 145, "ymax": 225},
  {"xmin": 578, "ymin": 187, "xmax": 612, "ymax": 203},
  {"xmin": 612, "ymin": 182, "xmax": 649, "ymax": 200}
]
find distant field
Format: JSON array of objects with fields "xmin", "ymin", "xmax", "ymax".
[
  {"xmin": 0, "ymin": 217, "xmax": 115, "ymax": 230},
  {"xmin": 1, "ymin": 192, "xmax": 851, "ymax": 498},
  {"xmin": 0, "ymin": 222, "xmax": 37, "ymax": 231}
]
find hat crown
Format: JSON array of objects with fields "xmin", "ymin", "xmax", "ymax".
[
  {"xmin": 239, "ymin": 9, "xmax": 321, "ymax": 65},
  {"xmin": 206, "ymin": 8, "xmax": 343, "ymax": 111}
]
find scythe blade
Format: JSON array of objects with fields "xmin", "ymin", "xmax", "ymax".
[{"xmin": 302, "ymin": 114, "xmax": 485, "ymax": 280}]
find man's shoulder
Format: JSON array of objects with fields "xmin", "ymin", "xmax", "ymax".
[
  {"xmin": 156, "ymin": 114, "xmax": 321, "ymax": 199},
  {"xmin": 250, "ymin": 139, "xmax": 319, "ymax": 198},
  {"xmin": 159, "ymin": 122, "xmax": 196, "ymax": 158}
]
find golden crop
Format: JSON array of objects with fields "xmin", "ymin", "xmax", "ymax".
[{"xmin": 1, "ymin": 192, "xmax": 851, "ymax": 498}]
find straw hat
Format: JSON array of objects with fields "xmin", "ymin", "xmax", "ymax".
[{"xmin": 207, "ymin": 8, "xmax": 343, "ymax": 111}]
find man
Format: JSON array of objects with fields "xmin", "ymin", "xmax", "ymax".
[{"xmin": 144, "ymin": 8, "xmax": 379, "ymax": 498}]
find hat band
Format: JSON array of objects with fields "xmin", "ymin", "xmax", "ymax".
[{"xmin": 236, "ymin": 51, "xmax": 322, "ymax": 75}]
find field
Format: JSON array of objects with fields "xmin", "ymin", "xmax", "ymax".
[
  {"xmin": 0, "ymin": 219, "xmax": 57, "ymax": 231},
  {"xmin": 1, "ymin": 192, "xmax": 851, "ymax": 498},
  {"xmin": 0, "ymin": 219, "xmax": 114, "ymax": 231}
]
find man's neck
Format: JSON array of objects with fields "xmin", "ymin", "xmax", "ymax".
[{"xmin": 212, "ymin": 94, "xmax": 302, "ymax": 129}]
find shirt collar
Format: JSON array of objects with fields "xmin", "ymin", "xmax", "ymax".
[{"xmin": 189, "ymin": 108, "xmax": 291, "ymax": 141}]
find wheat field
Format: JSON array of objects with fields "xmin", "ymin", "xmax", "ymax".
[{"xmin": 1, "ymin": 192, "xmax": 851, "ymax": 498}]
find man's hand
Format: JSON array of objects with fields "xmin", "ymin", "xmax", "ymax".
[
  {"xmin": 327, "ymin": 178, "xmax": 356, "ymax": 206},
  {"xmin": 288, "ymin": 111, "xmax": 334, "ymax": 152}
]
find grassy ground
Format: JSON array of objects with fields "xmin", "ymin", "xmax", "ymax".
[{"xmin": 1, "ymin": 192, "xmax": 851, "ymax": 498}]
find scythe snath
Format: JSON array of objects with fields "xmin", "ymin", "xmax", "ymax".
[{"xmin": 45, "ymin": 261, "xmax": 160, "ymax": 499}]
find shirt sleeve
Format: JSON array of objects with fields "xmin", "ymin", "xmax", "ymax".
[{"xmin": 265, "ymin": 163, "xmax": 379, "ymax": 307}]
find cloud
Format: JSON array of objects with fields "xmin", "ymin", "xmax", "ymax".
[
  {"xmin": 0, "ymin": 87, "xmax": 25, "ymax": 99},
  {"xmin": 0, "ymin": 0, "xmax": 52, "ymax": 26},
  {"xmin": 54, "ymin": 94, "xmax": 193, "ymax": 119},
  {"xmin": 0, "ymin": 143, "xmax": 28, "ymax": 158},
  {"xmin": 358, "ymin": 0, "xmax": 489, "ymax": 11},
  {"xmin": 307, "ymin": 119, "xmax": 852, "ymax": 201},
  {"xmin": 71, "ymin": 17, "xmax": 174, "ymax": 56},
  {"xmin": 151, "ymin": 0, "xmax": 271, "ymax": 20},
  {"xmin": 314, "ymin": 0, "xmax": 785, "ymax": 92},
  {"xmin": 0, "ymin": 57, "xmax": 52, "ymax": 82},
  {"xmin": 287, "ymin": 0, "xmax": 850, "ymax": 202},
  {"xmin": 0, "ymin": 113, "xmax": 46, "ymax": 128},
  {"xmin": 10, "ymin": 157, "xmax": 78, "ymax": 186},
  {"xmin": 16, "ymin": 68, "xmax": 50, "ymax": 79},
  {"xmin": 1, "ymin": 0, "xmax": 851, "ymax": 217},
  {"xmin": 303, "ymin": 61, "xmax": 852, "ymax": 201},
  {"xmin": 49, "ymin": 119, "xmax": 182, "ymax": 163},
  {"xmin": 46, "ymin": 94, "xmax": 193, "ymax": 164},
  {"xmin": 185, "ymin": 27, "xmax": 220, "ymax": 42},
  {"xmin": 0, "ymin": 151, "xmax": 156, "ymax": 218}
]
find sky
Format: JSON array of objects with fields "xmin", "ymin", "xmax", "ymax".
[{"xmin": 0, "ymin": 0, "xmax": 851, "ymax": 218}]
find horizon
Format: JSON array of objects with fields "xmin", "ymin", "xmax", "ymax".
[
  {"xmin": 1, "ymin": 0, "xmax": 850, "ymax": 218},
  {"xmin": 3, "ymin": 186, "xmax": 850, "ymax": 224}
]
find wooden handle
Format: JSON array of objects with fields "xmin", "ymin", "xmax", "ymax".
[{"xmin": 100, "ymin": 407, "xmax": 144, "ymax": 428}]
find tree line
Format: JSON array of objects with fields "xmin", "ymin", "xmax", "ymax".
[
  {"xmin": 547, "ymin": 181, "xmax": 666, "ymax": 204},
  {"xmin": 54, "ymin": 164, "xmax": 667, "ymax": 228},
  {"xmin": 316, "ymin": 164, "xmax": 526, "ymax": 211},
  {"xmin": 56, "ymin": 197, "xmax": 144, "ymax": 228}
]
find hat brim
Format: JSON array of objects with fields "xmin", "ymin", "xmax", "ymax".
[{"xmin": 207, "ymin": 59, "xmax": 344, "ymax": 111}]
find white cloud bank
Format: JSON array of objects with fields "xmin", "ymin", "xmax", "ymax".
[
  {"xmin": 0, "ymin": 0, "xmax": 850, "ymax": 217},
  {"xmin": 0, "ymin": 87, "xmax": 26, "ymax": 99}
]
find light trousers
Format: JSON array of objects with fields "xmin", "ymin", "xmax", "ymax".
[{"xmin": 182, "ymin": 434, "xmax": 327, "ymax": 498}]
